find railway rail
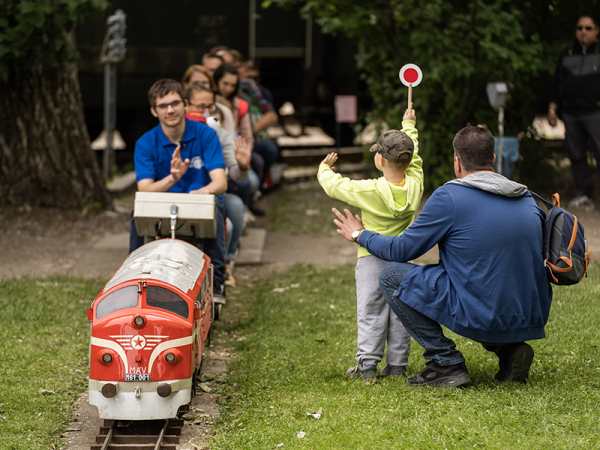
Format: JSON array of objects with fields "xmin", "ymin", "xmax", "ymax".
[{"xmin": 92, "ymin": 406, "xmax": 187, "ymax": 450}]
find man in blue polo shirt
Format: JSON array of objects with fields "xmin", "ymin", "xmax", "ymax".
[{"xmin": 130, "ymin": 78, "xmax": 228, "ymax": 300}]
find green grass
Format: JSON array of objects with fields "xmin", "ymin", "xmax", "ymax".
[
  {"xmin": 213, "ymin": 263, "xmax": 600, "ymax": 449},
  {"xmin": 268, "ymin": 181, "xmax": 359, "ymax": 236},
  {"xmin": 0, "ymin": 277, "xmax": 105, "ymax": 450}
]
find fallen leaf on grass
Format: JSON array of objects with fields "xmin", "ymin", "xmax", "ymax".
[
  {"xmin": 276, "ymin": 444, "xmax": 284, "ymax": 448},
  {"xmin": 289, "ymin": 364, "xmax": 295, "ymax": 372},
  {"xmin": 181, "ymin": 413, "xmax": 196, "ymax": 421},
  {"xmin": 307, "ymin": 407, "xmax": 323, "ymax": 419},
  {"xmin": 272, "ymin": 287, "xmax": 289, "ymax": 293},
  {"xmin": 297, "ymin": 431, "xmax": 306, "ymax": 438},
  {"xmin": 198, "ymin": 383, "xmax": 212, "ymax": 393},
  {"xmin": 41, "ymin": 389, "xmax": 55, "ymax": 395}
]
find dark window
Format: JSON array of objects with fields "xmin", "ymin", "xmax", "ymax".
[
  {"xmin": 146, "ymin": 285, "xmax": 189, "ymax": 319},
  {"xmin": 96, "ymin": 285, "xmax": 139, "ymax": 319}
]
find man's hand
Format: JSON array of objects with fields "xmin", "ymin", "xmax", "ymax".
[
  {"xmin": 403, "ymin": 102, "xmax": 416, "ymax": 122},
  {"xmin": 332, "ymin": 208, "xmax": 364, "ymax": 242},
  {"xmin": 190, "ymin": 187, "xmax": 211, "ymax": 195},
  {"xmin": 321, "ymin": 152, "xmax": 338, "ymax": 168},
  {"xmin": 171, "ymin": 144, "xmax": 190, "ymax": 182},
  {"xmin": 234, "ymin": 136, "xmax": 251, "ymax": 169}
]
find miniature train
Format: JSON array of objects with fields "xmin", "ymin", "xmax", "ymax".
[{"xmin": 87, "ymin": 238, "xmax": 213, "ymax": 420}]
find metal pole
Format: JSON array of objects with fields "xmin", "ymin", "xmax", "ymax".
[
  {"xmin": 304, "ymin": 16, "xmax": 312, "ymax": 70},
  {"xmin": 497, "ymin": 106, "xmax": 504, "ymax": 176},
  {"xmin": 103, "ymin": 63, "xmax": 116, "ymax": 179},
  {"xmin": 249, "ymin": 0, "xmax": 256, "ymax": 61}
]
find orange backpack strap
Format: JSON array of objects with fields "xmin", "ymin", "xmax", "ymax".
[
  {"xmin": 568, "ymin": 215, "xmax": 578, "ymax": 250},
  {"xmin": 552, "ymin": 193, "xmax": 560, "ymax": 207}
]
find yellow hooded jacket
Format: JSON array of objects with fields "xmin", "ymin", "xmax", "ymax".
[{"xmin": 317, "ymin": 120, "xmax": 424, "ymax": 258}]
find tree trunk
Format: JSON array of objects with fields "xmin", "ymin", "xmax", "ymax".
[{"xmin": 0, "ymin": 62, "xmax": 112, "ymax": 210}]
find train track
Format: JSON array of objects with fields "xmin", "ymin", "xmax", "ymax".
[{"xmin": 91, "ymin": 407, "xmax": 187, "ymax": 450}]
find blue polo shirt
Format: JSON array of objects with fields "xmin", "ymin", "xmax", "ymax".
[{"xmin": 134, "ymin": 119, "xmax": 226, "ymax": 193}]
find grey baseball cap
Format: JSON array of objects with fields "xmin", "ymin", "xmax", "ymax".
[{"xmin": 369, "ymin": 130, "xmax": 414, "ymax": 163}]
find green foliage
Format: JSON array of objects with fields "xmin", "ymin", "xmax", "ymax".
[
  {"xmin": 0, "ymin": 0, "xmax": 109, "ymax": 81},
  {"xmin": 0, "ymin": 276, "xmax": 106, "ymax": 449},
  {"xmin": 266, "ymin": 0, "xmax": 595, "ymax": 188},
  {"xmin": 214, "ymin": 263, "xmax": 600, "ymax": 448}
]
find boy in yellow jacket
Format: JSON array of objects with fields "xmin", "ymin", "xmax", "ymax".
[{"xmin": 317, "ymin": 104, "xmax": 423, "ymax": 379}]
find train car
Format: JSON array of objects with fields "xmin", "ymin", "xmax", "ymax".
[{"xmin": 87, "ymin": 238, "xmax": 213, "ymax": 420}]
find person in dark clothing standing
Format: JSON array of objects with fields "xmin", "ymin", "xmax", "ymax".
[{"xmin": 549, "ymin": 14, "xmax": 600, "ymax": 211}]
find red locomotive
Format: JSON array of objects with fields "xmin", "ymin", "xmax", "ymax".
[{"xmin": 87, "ymin": 238, "xmax": 213, "ymax": 420}]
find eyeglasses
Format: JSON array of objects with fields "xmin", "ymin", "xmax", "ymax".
[
  {"xmin": 191, "ymin": 80, "xmax": 211, "ymax": 88},
  {"xmin": 577, "ymin": 26, "xmax": 594, "ymax": 31},
  {"xmin": 155, "ymin": 100, "xmax": 184, "ymax": 111},
  {"xmin": 189, "ymin": 102, "xmax": 217, "ymax": 113}
]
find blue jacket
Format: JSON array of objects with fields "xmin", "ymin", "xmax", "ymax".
[{"xmin": 359, "ymin": 173, "xmax": 553, "ymax": 343}]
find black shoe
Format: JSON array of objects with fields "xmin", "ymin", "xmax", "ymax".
[
  {"xmin": 407, "ymin": 361, "xmax": 471, "ymax": 388},
  {"xmin": 494, "ymin": 343, "xmax": 534, "ymax": 383},
  {"xmin": 249, "ymin": 205, "xmax": 266, "ymax": 216},
  {"xmin": 380, "ymin": 365, "xmax": 407, "ymax": 377}
]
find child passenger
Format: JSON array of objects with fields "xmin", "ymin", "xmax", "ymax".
[{"xmin": 317, "ymin": 104, "xmax": 423, "ymax": 379}]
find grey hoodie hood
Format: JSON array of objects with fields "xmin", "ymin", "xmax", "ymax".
[{"xmin": 447, "ymin": 172, "xmax": 528, "ymax": 197}]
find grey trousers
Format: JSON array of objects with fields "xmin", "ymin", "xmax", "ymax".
[
  {"xmin": 563, "ymin": 110, "xmax": 600, "ymax": 198},
  {"xmin": 355, "ymin": 255, "xmax": 412, "ymax": 367}
]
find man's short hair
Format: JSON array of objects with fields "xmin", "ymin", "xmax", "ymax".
[
  {"xmin": 148, "ymin": 79, "xmax": 184, "ymax": 107},
  {"xmin": 578, "ymin": 14, "xmax": 599, "ymax": 28},
  {"xmin": 185, "ymin": 83, "xmax": 215, "ymax": 102},
  {"xmin": 452, "ymin": 126, "xmax": 495, "ymax": 172},
  {"xmin": 202, "ymin": 53, "xmax": 223, "ymax": 64}
]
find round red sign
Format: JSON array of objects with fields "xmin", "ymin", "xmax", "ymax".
[{"xmin": 399, "ymin": 64, "xmax": 423, "ymax": 87}]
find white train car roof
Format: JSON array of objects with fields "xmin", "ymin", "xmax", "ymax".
[{"xmin": 103, "ymin": 239, "xmax": 207, "ymax": 295}]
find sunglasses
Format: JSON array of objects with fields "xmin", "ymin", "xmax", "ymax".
[{"xmin": 577, "ymin": 26, "xmax": 595, "ymax": 31}]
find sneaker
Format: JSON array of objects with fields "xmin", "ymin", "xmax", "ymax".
[
  {"xmin": 224, "ymin": 261, "xmax": 236, "ymax": 287},
  {"xmin": 347, "ymin": 362, "xmax": 377, "ymax": 380},
  {"xmin": 568, "ymin": 195, "xmax": 594, "ymax": 211},
  {"xmin": 213, "ymin": 290, "xmax": 226, "ymax": 305},
  {"xmin": 380, "ymin": 365, "xmax": 407, "ymax": 377},
  {"xmin": 494, "ymin": 342, "xmax": 534, "ymax": 383},
  {"xmin": 407, "ymin": 361, "xmax": 471, "ymax": 388},
  {"xmin": 249, "ymin": 204, "xmax": 266, "ymax": 217}
]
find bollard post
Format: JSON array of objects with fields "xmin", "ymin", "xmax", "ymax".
[{"xmin": 100, "ymin": 10, "xmax": 127, "ymax": 180}]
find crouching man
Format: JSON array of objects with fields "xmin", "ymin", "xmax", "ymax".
[{"xmin": 333, "ymin": 126, "xmax": 552, "ymax": 387}]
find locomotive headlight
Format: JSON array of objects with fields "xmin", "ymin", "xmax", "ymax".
[
  {"xmin": 134, "ymin": 316, "xmax": 145, "ymax": 327},
  {"xmin": 163, "ymin": 349, "xmax": 183, "ymax": 364},
  {"xmin": 99, "ymin": 350, "xmax": 115, "ymax": 365}
]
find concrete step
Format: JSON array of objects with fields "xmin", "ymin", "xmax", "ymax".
[{"xmin": 236, "ymin": 228, "xmax": 267, "ymax": 265}]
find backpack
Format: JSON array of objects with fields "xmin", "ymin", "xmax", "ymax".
[{"xmin": 531, "ymin": 191, "xmax": 590, "ymax": 285}]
